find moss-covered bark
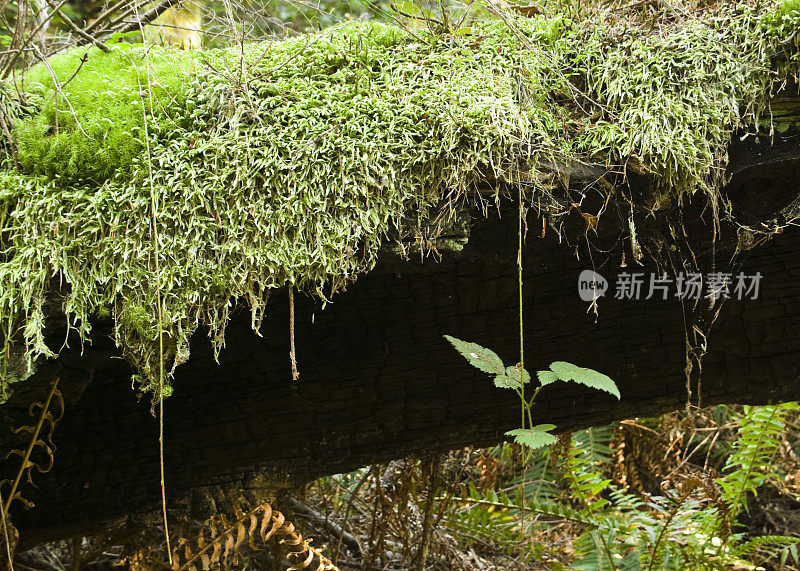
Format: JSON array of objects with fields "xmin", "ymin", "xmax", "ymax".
[
  {"xmin": 1, "ymin": 3, "xmax": 800, "ymax": 399},
  {"xmin": 6, "ymin": 155, "xmax": 800, "ymax": 544}
]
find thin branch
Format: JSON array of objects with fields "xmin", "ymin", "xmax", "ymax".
[
  {"xmin": 106, "ymin": 0, "xmax": 161, "ymax": 29},
  {"xmin": 1, "ymin": 0, "xmax": 71, "ymax": 79},
  {"xmin": 82, "ymin": 0, "xmax": 134, "ymax": 34},
  {"xmin": 57, "ymin": 51, "xmax": 89, "ymax": 91},
  {"xmin": 29, "ymin": 43, "xmax": 89, "ymax": 137},
  {"xmin": 289, "ymin": 287, "xmax": 300, "ymax": 381},
  {"xmin": 43, "ymin": 0, "xmax": 110, "ymax": 52},
  {"xmin": 104, "ymin": 0, "xmax": 177, "ymax": 38},
  {"xmin": 0, "ymin": 0, "xmax": 28, "ymax": 78}
]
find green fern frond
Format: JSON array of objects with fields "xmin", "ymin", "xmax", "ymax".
[
  {"xmin": 733, "ymin": 534, "xmax": 800, "ymax": 567},
  {"xmin": 719, "ymin": 402, "xmax": 799, "ymax": 515}
]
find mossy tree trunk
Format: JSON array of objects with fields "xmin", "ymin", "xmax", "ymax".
[{"xmin": 3, "ymin": 136, "xmax": 800, "ymax": 546}]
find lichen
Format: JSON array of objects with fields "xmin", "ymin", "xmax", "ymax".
[{"xmin": 0, "ymin": 3, "xmax": 799, "ymax": 400}]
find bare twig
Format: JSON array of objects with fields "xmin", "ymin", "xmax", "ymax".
[
  {"xmin": 0, "ymin": 0, "xmax": 70, "ymax": 78},
  {"xmin": 289, "ymin": 287, "xmax": 300, "ymax": 381},
  {"xmin": 105, "ymin": 0, "xmax": 177, "ymax": 38},
  {"xmin": 0, "ymin": 0, "xmax": 29, "ymax": 78},
  {"xmin": 106, "ymin": 0, "xmax": 162, "ymax": 29},
  {"xmin": 83, "ymin": 0, "xmax": 135, "ymax": 34},
  {"xmin": 287, "ymin": 497, "xmax": 362, "ymax": 557},
  {"xmin": 57, "ymin": 51, "xmax": 89, "ymax": 91},
  {"xmin": 29, "ymin": 43, "xmax": 89, "ymax": 137},
  {"xmin": 43, "ymin": 0, "xmax": 110, "ymax": 52}
]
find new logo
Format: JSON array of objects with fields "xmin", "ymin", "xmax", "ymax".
[{"xmin": 578, "ymin": 270, "xmax": 608, "ymax": 302}]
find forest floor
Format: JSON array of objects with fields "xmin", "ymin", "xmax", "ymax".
[{"xmin": 10, "ymin": 404, "xmax": 800, "ymax": 570}]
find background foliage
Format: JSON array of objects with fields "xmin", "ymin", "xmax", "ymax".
[{"xmin": 12, "ymin": 403, "xmax": 800, "ymax": 569}]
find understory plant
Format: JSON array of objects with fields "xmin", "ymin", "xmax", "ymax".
[
  {"xmin": 444, "ymin": 335, "xmax": 620, "ymax": 451},
  {"xmin": 443, "ymin": 317, "xmax": 798, "ymax": 568},
  {"xmin": 447, "ymin": 402, "xmax": 800, "ymax": 570}
]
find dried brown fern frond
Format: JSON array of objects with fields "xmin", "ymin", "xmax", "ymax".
[
  {"xmin": 1, "ymin": 376, "xmax": 63, "ymax": 513},
  {"xmin": 612, "ymin": 420, "xmax": 681, "ymax": 495},
  {"xmin": 476, "ymin": 452, "xmax": 500, "ymax": 493},
  {"xmin": 171, "ymin": 500, "xmax": 338, "ymax": 571},
  {"xmin": 0, "ymin": 376, "xmax": 62, "ymax": 568}
]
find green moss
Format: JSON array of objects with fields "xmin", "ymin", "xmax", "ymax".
[
  {"xmin": 0, "ymin": 81, "xmax": 21, "ymax": 168},
  {"xmin": 14, "ymin": 45, "xmax": 201, "ymax": 183},
  {"xmin": 0, "ymin": 4, "xmax": 799, "ymax": 399},
  {"xmin": 768, "ymin": 0, "xmax": 800, "ymax": 22}
]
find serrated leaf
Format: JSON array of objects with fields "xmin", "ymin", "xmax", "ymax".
[
  {"xmin": 537, "ymin": 369, "xmax": 558, "ymax": 386},
  {"xmin": 548, "ymin": 361, "xmax": 620, "ymax": 399},
  {"xmin": 533, "ymin": 423, "xmax": 556, "ymax": 431},
  {"xmin": 444, "ymin": 335, "xmax": 505, "ymax": 375},
  {"xmin": 494, "ymin": 364, "xmax": 530, "ymax": 389},
  {"xmin": 506, "ymin": 364, "xmax": 530, "ymax": 385},
  {"xmin": 506, "ymin": 426, "xmax": 557, "ymax": 450}
]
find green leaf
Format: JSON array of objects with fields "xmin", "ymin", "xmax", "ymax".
[
  {"xmin": 494, "ymin": 364, "xmax": 530, "ymax": 390},
  {"xmin": 537, "ymin": 369, "xmax": 558, "ymax": 386},
  {"xmin": 506, "ymin": 364, "xmax": 530, "ymax": 384},
  {"xmin": 444, "ymin": 335, "xmax": 505, "ymax": 375},
  {"xmin": 399, "ymin": 0, "xmax": 424, "ymax": 15},
  {"xmin": 547, "ymin": 362, "xmax": 620, "ymax": 399},
  {"xmin": 506, "ymin": 425, "xmax": 557, "ymax": 450},
  {"xmin": 108, "ymin": 30, "xmax": 142, "ymax": 45}
]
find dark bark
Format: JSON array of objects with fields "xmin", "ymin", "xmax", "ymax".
[{"xmin": 2, "ymin": 136, "xmax": 800, "ymax": 546}]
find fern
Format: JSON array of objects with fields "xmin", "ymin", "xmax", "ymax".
[
  {"xmin": 170, "ymin": 500, "xmax": 338, "ymax": 570},
  {"xmin": 732, "ymin": 534, "xmax": 800, "ymax": 568},
  {"xmin": 446, "ymin": 483, "xmax": 543, "ymax": 558},
  {"xmin": 572, "ymin": 529, "xmax": 642, "ymax": 571},
  {"xmin": 561, "ymin": 435, "xmax": 613, "ymax": 514},
  {"xmin": 508, "ymin": 446, "xmax": 561, "ymax": 502},
  {"xmin": 719, "ymin": 402, "xmax": 800, "ymax": 516},
  {"xmin": 575, "ymin": 427, "xmax": 615, "ymax": 468}
]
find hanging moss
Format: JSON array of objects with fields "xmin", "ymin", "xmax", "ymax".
[{"xmin": 0, "ymin": 3, "xmax": 798, "ymax": 400}]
